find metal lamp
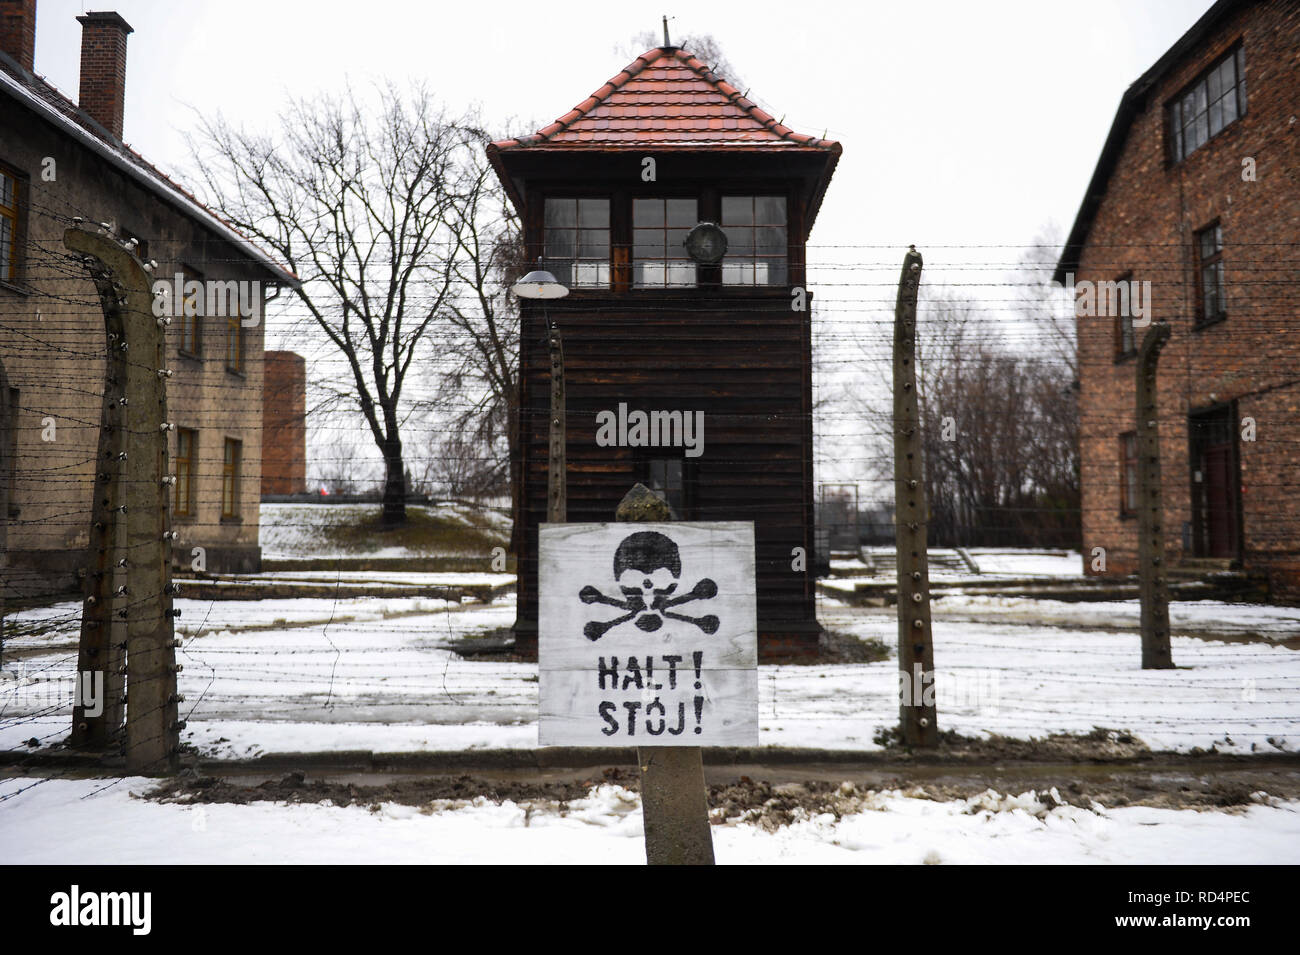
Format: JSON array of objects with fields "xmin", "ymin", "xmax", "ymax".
[{"xmin": 512, "ymin": 269, "xmax": 570, "ymax": 300}]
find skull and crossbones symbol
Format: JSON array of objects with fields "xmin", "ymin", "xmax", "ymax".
[{"xmin": 579, "ymin": 531, "xmax": 719, "ymax": 641}]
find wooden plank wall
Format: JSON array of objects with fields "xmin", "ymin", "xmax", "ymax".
[{"xmin": 514, "ymin": 295, "xmax": 818, "ymax": 657}]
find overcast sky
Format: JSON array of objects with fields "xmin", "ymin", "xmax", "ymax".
[
  {"xmin": 30, "ymin": 0, "xmax": 1219, "ymax": 486},
  {"xmin": 32, "ymin": 0, "xmax": 1215, "ymax": 257}
]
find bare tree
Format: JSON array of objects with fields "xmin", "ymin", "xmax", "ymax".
[
  {"xmin": 847, "ymin": 266, "xmax": 1080, "ymax": 548},
  {"xmin": 915, "ymin": 298, "xmax": 1080, "ymax": 548},
  {"xmin": 1013, "ymin": 221, "xmax": 1076, "ymax": 380},
  {"xmin": 188, "ymin": 84, "xmax": 483, "ymax": 525},
  {"xmin": 435, "ymin": 136, "xmax": 527, "ymax": 541},
  {"xmin": 421, "ymin": 429, "xmax": 507, "ymax": 501}
]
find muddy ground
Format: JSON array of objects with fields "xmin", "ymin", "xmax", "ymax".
[
  {"xmin": 143, "ymin": 729, "xmax": 1300, "ymax": 829},
  {"xmin": 145, "ymin": 766, "xmax": 1300, "ymax": 830}
]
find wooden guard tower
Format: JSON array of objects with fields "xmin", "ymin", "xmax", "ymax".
[{"xmin": 488, "ymin": 44, "xmax": 841, "ymax": 659}]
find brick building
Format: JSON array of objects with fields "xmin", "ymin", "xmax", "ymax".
[
  {"xmin": 0, "ymin": 2, "xmax": 297, "ymax": 596},
  {"xmin": 1056, "ymin": 0, "xmax": 1300, "ymax": 601},
  {"xmin": 261, "ymin": 351, "xmax": 307, "ymax": 496}
]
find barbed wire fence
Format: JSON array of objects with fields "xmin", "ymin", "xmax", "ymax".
[{"xmin": 2, "ymin": 188, "xmax": 1299, "ymax": 803}]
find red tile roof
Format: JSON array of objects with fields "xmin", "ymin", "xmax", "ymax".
[
  {"xmin": 491, "ymin": 46, "xmax": 840, "ymax": 152},
  {"xmin": 488, "ymin": 46, "xmax": 842, "ymax": 232}
]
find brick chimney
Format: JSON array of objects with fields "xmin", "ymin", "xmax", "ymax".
[
  {"xmin": 0, "ymin": 0, "xmax": 36, "ymax": 73},
  {"xmin": 77, "ymin": 11, "xmax": 133, "ymax": 140}
]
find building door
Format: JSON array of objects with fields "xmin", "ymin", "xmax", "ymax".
[{"xmin": 1190, "ymin": 406, "xmax": 1240, "ymax": 560}]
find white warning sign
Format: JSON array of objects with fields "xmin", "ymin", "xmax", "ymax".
[{"xmin": 538, "ymin": 522, "xmax": 757, "ymax": 746}]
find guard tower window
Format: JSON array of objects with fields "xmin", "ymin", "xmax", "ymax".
[
  {"xmin": 644, "ymin": 456, "xmax": 689, "ymax": 519},
  {"xmin": 544, "ymin": 198, "xmax": 610, "ymax": 288},
  {"xmin": 721, "ymin": 196, "xmax": 787, "ymax": 286},
  {"xmin": 633, "ymin": 198, "xmax": 698, "ymax": 288}
]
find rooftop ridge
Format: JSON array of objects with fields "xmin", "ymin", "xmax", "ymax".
[{"xmin": 492, "ymin": 46, "xmax": 839, "ymax": 151}]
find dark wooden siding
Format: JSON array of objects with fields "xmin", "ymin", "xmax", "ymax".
[
  {"xmin": 507, "ymin": 153, "xmax": 829, "ymax": 657},
  {"xmin": 514, "ymin": 294, "xmax": 818, "ymax": 656}
]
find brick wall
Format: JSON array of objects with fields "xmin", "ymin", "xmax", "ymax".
[
  {"xmin": 261, "ymin": 351, "xmax": 307, "ymax": 495},
  {"xmin": 0, "ymin": 98, "xmax": 269, "ymax": 587},
  {"xmin": 1074, "ymin": 0, "xmax": 1300, "ymax": 601},
  {"xmin": 0, "ymin": 0, "xmax": 36, "ymax": 72},
  {"xmin": 76, "ymin": 12, "xmax": 132, "ymax": 140}
]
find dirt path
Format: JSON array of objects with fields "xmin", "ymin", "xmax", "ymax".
[{"xmin": 139, "ymin": 753, "xmax": 1300, "ymax": 828}]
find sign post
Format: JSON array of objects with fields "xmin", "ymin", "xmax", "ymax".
[{"xmin": 539, "ymin": 484, "xmax": 757, "ymax": 864}]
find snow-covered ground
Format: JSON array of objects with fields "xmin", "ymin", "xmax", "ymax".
[
  {"xmin": 961, "ymin": 548, "xmax": 1085, "ymax": 577},
  {"xmin": 935, "ymin": 593, "xmax": 1300, "ymax": 639},
  {"xmin": 831, "ymin": 548, "xmax": 1085, "ymax": 582},
  {"xmin": 2, "ymin": 775, "xmax": 1297, "ymax": 864},
  {"xmin": 5, "ymin": 585, "xmax": 1299, "ymax": 865},
  {"xmin": 241, "ymin": 571, "xmax": 514, "ymax": 586},
  {"xmin": 260, "ymin": 503, "xmax": 388, "ymax": 558},
  {"xmin": 4, "ymin": 593, "xmax": 1297, "ymax": 758},
  {"xmin": 259, "ymin": 501, "xmax": 508, "ymax": 559}
]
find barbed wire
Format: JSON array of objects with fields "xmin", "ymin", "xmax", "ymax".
[{"xmin": 3, "ymin": 191, "xmax": 1297, "ymax": 793}]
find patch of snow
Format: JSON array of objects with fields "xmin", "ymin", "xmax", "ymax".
[
  {"xmin": 258, "ymin": 502, "xmax": 508, "ymax": 558},
  {"xmin": 2, "ymin": 777, "xmax": 1296, "ymax": 865}
]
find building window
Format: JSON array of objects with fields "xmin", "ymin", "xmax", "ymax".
[
  {"xmin": 1114, "ymin": 272, "xmax": 1136, "ymax": 359},
  {"xmin": 221, "ymin": 438, "xmax": 241, "ymax": 519},
  {"xmin": 1169, "ymin": 46, "xmax": 1246, "ymax": 162},
  {"xmin": 1120, "ymin": 432, "xmax": 1139, "ymax": 516},
  {"xmin": 633, "ymin": 198, "xmax": 697, "ymax": 288},
  {"xmin": 225, "ymin": 315, "xmax": 243, "ymax": 373},
  {"xmin": 0, "ymin": 164, "xmax": 24, "ymax": 284},
  {"xmin": 544, "ymin": 198, "xmax": 610, "ymax": 288},
  {"xmin": 644, "ymin": 456, "xmax": 688, "ymax": 518},
  {"xmin": 174, "ymin": 428, "xmax": 196, "ymax": 517},
  {"xmin": 721, "ymin": 196, "xmax": 787, "ymax": 286},
  {"xmin": 179, "ymin": 265, "xmax": 202, "ymax": 355},
  {"xmin": 1195, "ymin": 223, "xmax": 1225, "ymax": 325}
]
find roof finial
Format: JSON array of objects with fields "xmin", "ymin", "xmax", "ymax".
[{"xmin": 662, "ymin": 14, "xmax": 674, "ymax": 48}]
